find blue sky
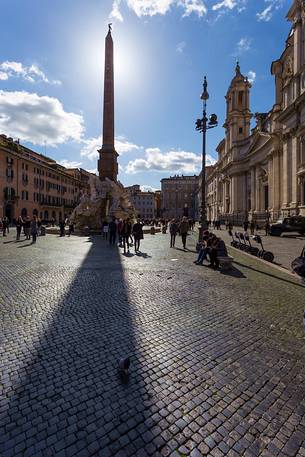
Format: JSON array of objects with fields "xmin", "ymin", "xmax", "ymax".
[{"xmin": 0, "ymin": 0, "xmax": 291, "ymax": 190}]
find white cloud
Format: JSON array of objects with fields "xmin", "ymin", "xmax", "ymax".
[
  {"xmin": 58, "ymin": 159, "xmax": 83, "ymax": 168},
  {"xmin": 180, "ymin": 0, "xmax": 207, "ymax": 17},
  {"xmin": 110, "ymin": 0, "xmax": 124, "ymax": 21},
  {"xmin": 0, "ymin": 61, "xmax": 61, "ymax": 85},
  {"xmin": 0, "ymin": 90, "xmax": 84, "ymax": 146},
  {"xmin": 80, "ymin": 134, "xmax": 141, "ymax": 160},
  {"xmin": 0, "ymin": 72, "xmax": 8, "ymax": 80},
  {"xmin": 111, "ymin": 0, "xmax": 207, "ymax": 19},
  {"xmin": 212, "ymin": 0, "xmax": 246, "ymax": 12},
  {"xmin": 140, "ymin": 185, "xmax": 159, "ymax": 192},
  {"xmin": 256, "ymin": 4, "xmax": 273, "ymax": 22},
  {"xmin": 176, "ymin": 41, "xmax": 186, "ymax": 54},
  {"xmin": 247, "ymin": 70, "xmax": 256, "ymax": 83},
  {"xmin": 236, "ymin": 37, "xmax": 252, "ymax": 54},
  {"xmin": 256, "ymin": 0, "xmax": 284, "ymax": 22},
  {"xmin": 126, "ymin": 147, "xmax": 216, "ymax": 174}
]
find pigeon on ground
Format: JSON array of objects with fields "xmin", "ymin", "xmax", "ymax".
[{"xmin": 119, "ymin": 357, "xmax": 130, "ymax": 374}]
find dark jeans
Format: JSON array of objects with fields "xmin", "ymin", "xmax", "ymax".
[
  {"xmin": 16, "ymin": 226, "xmax": 21, "ymax": 240},
  {"xmin": 123, "ymin": 236, "xmax": 130, "ymax": 253},
  {"xmin": 170, "ymin": 233, "xmax": 176, "ymax": 247},
  {"xmin": 134, "ymin": 237, "xmax": 140, "ymax": 252},
  {"xmin": 197, "ymin": 247, "xmax": 209, "ymax": 263},
  {"xmin": 32, "ymin": 233, "xmax": 37, "ymax": 244},
  {"xmin": 181, "ymin": 233, "xmax": 187, "ymax": 248},
  {"xmin": 109, "ymin": 231, "xmax": 116, "ymax": 245}
]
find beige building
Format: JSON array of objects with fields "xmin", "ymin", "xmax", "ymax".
[
  {"xmin": 207, "ymin": 0, "xmax": 305, "ymax": 225},
  {"xmin": 126, "ymin": 185, "xmax": 158, "ymax": 220},
  {"xmin": 161, "ymin": 175, "xmax": 198, "ymax": 219},
  {"xmin": 0, "ymin": 134, "xmax": 93, "ymax": 222}
]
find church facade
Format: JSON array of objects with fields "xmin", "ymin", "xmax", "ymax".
[{"xmin": 207, "ymin": 0, "xmax": 305, "ymax": 225}]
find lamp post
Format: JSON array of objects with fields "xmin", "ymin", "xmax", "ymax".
[{"xmin": 196, "ymin": 76, "xmax": 218, "ymax": 242}]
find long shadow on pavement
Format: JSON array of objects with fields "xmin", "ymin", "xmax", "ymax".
[
  {"xmin": 233, "ymin": 260, "xmax": 305, "ymax": 289},
  {"xmin": 1, "ymin": 237, "xmax": 160, "ymax": 456}
]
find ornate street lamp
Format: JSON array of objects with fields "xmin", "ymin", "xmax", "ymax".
[{"xmin": 196, "ymin": 76, "xmax": 218, "ymax": 242}]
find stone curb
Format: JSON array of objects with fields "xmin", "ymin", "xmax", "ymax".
[{"xmin": 228, "ymin": 244, "xmax": 304, "ymax": 284}]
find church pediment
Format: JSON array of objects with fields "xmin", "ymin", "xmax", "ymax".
[{"xmin": 247, "ymin": 132, "xmax": 271, "ymax": 156}]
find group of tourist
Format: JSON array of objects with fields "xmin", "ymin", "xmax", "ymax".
[
  {"xmin": 101, "ymin": 217, "xmax": 144, "ymax": 254},
  {"xmin": 0, "ymin": 215, "xmax": 43, "ymax": 243}
]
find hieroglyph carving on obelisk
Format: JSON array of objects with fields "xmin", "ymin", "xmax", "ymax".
[{"xmin": 98, "ymin": 24, "xmax": 118, "ymax": 182}]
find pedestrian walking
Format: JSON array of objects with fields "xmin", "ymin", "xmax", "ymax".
[
  {"xmin": 243, "ymin": 220, "xmax": 249, "ymax": 232},
  {"xmin": 108, "ymin": 217, "xmax": 117, "ymax": 246},
  {"xmin": 117, "ymin": 219, "xmax": 123, "ymax": 246},
  {"xmin": 228, "ymin": 221, "xmax": 233, "ymax": 236},
  {"xmin": 59, "ymin": 219, "xmax": 65, "ymax": 237},
  {"xmin": 2, "ymin": 216, "xmax": 8, "ymax": 236},
  {"xmin": 122, "ymin": 219, "xmax": 132, "ymax": 254},
  {"xmin": 132, "ymin": 220, "xmax": 143, "ymax": 253},
  {"xmin": 102, "ymin": 220, "xmax": 109, "ymax": 240},
  {"xmin": 179, "ymin": 216, "xmax": 190, "ymax": 250},
  {"xmin": 169, "ymin": 219, "xmax": 179, "ymax": 248},
  {"xmin": 24, "ymin": 217, "xmax": 31, "ymax": 240},
  {"xmin": 15, "ymin": 216, "xmax": 23, "ymax": 240},
  {"xmin": 264, "ymin": 220, "xmax": 270, "ymax": 236},
  {"xmin": 68, "ymin": 220, "xmax": 74, "ymax": 237},
  {"xmin": 250, "ymin": 220, "xmax": 255, "ymax": 235},
  {"xmin": 30, "ymin": 216, "xmax": 38, "ymax": 244}
]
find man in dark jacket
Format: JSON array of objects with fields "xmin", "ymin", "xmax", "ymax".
[
  {"xmin": 132, "ymin": 220, "xmax": 143, "ymax": 253},
  {"xmin": 179, "ymin": 217, "xmax": 190, "ymax": 250},
  {"xmin": 108, "ymin": 217, "xmax": 117, "ymax": 246},
  {"xmin": 122, "ymin": 219, "xmax": 132, "ymax": 254}
]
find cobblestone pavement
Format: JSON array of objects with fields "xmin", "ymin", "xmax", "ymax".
[
  {"xmin": 214, "ymin": 226, "xmax": 305, "ymax": 272},
  {"xmin": 1, "ymin": 230, "xmax": 305, "ymax": 457}
]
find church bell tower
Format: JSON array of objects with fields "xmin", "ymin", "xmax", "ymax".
[{"xmin": 224, "ymin": 62, "xmax": 252, "ymax": 158}]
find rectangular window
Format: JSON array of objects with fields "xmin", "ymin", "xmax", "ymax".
[{"xmin": 239, "ymin": 127, "xmax": 243, "ymax": 134}]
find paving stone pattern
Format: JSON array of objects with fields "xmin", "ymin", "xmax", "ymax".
[{"xmin": 1, "ymin": 230, "xmax": 305, "ymax": 456}]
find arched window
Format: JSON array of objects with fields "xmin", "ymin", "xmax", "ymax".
[
  {"xmin": 44, "ymin": 210, "xmax": 49, "ymax": 220},
  {"xmin": 33, "ymin": 208, "xmax": 38, "ymax": 216},
  {"xmin": 21, "ymin": 208, "xmax": 27, "ymax": 217}
]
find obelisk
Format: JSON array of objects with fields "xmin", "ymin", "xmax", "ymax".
[{"xmin": 98, "ymin": 24, "xmax": 118, "ymax": 182}]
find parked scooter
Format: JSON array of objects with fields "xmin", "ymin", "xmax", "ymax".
[
  {"xmin": 252, "ymin": 235, "xmax": 274, "ymax": 262},
  {"xmin": 244, "ymin": 233, "xmax": 260, "ymax": 256}
]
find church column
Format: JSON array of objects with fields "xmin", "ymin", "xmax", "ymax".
[
  {"xmin": 272, "ymin": 151, "xmax": 280, "ymax": 212},
  {"xmin": 291, "ymin": 136, "xmax": 298, "ymax": 207},
  {"xmin": 222, "ymin": 181, "xmax": 226, "ymax": 214},
  {"xmin": 250, "ymin": 167, "xmax": 256, "ymax": 212},
  {"xmin": 301, "ymin": 177, "xmax": 305, "ymax": 206},
  {"xmin": 255, "ymin": 167, "xmax": 260, "ymax": 212},
  {"xmin": 268, "ymin": 157, "xmax": 273, "ymax": 211},
  {"xmin": 282, "ymin": 140, "xmax": 289, "ymax": 207}
]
